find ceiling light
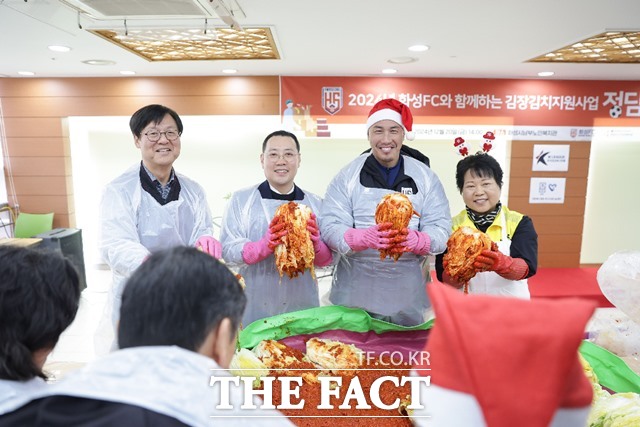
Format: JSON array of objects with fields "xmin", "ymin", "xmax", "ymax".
[
  {"xmin": 18, "ymin": 71, "xmax": 35, "ymax": 76},
  {"xmin": 82, "ymin": 59, "xmax": 116, "ymax": 66},
  {"xmin": 119, "ymin": 70, "xmax": 136, "ymax": 75},
  {"xmin": 382, "ymin": 68, "xmax": 398, "ymax": 74},
  {"xmin": 537, "ymin": 71, "xmax": 555, "ymax": 77},
  {"xmin": 48, "ymin": 45, "xmax": 72, "ymax": 52},
  {"xmin": 222, "ymin": 68, "xmax": 237, "ymax": 74},
  {"xmin": 387, "ymin": 56, "xmax": 418, "ymax": 64},
  {"xmin": 408, "ymin": 44, "xmax": 429, "ymax": 52}
]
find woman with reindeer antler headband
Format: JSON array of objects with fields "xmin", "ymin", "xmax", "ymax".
[{"xmin": 435, "ymin": 132, "xmax": 538, "ymax": 298}]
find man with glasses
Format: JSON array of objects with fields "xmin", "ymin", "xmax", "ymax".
[
  {"xmin": 220, "ymin": 130, "xmax": 332, "ymax": 326},
  {"xmin": 97, "ymin": 104, "xmax": 221, "ymax": 352}
]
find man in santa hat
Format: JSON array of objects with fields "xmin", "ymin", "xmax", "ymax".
[{"xmin": 319, "ymin": 98, "xmax": 452, "ymax": 326}]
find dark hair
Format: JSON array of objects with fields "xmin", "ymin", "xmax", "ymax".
[
  {"xmin": 455, "ymin": 153, "xmax": 504, "ymax": 193},
  {"xmin": 262, "ymin": 130, "xmax": 300, "ymax": 152},
  {"xmin": 129, "ymin": 104, "xmax": 183, "ymax": 138},
  {"xmin": 118, "ymin": 246, "xmax": 247, "ymax": 351},
  {"xmin": 0, "ymin": 246, "xmax": 80, "ymax": 381}
]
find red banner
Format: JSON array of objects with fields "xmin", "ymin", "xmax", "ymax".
[{"xmin": 281, "ymin": 76, "xmax": 640, "ymax": 127}]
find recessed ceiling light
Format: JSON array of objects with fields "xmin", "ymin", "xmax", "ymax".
[
  {"xmin": 408, "ymin": 44, "xmax": 429, "ymax": 52},
  {"xmin": 222, "ymin": 68, "xmax": 238, "ymax": 74},
  {"xmin": 48, "ymin": 45, "xmax": 71, "ymax": 52},
  {"xmin": 82, "ymin": 59, "xmax": 116, "ymax": 66},
  {"xmin": 18, "ymin": 71, "xmax": 35, "ymax": 76},
  {"xmin": 120, "ymin": 70, "xmax": 136, "ymax": 75},
  {"xmin": 382, "ymin": 68, "xmax": 398, "ymax": 74},
  {"xmin": 538, "ymin": 71, "xmax": 555, "ymax": 77},
  {"xmin": 387, "ymin": 56, "xmax": 418, "ymax": 64}
]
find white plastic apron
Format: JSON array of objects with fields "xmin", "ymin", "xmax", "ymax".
[
  {"xmin": 330, "ymin": 186, "xmax": 429, "ymax": 326},
  {"xmin": 108, "ymin": 195, "xmax": 192, "ymax": 324},
  {"xmin": 96, "ymin": 194, "xmax": 197, "ymax": 355},
  {"xmin": 238, "ymin": 197, "xmax": 319, "ymax": 326},
  {"xmin": 47, "ymin": 346, "xmax": 294, "ymax": 427},
  {"xmin": 467, "ymin": 214, "xmax": 530, "ymax": 299},
  {"xmin": 0, "ymin": 378, "xmax": 48, "ymax": 416}
]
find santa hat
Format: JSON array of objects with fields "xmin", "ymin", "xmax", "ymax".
[
  {"xmin": 412, "ymin": 283, "xmax": 596, "ymax": 427},
  {"xmin": 366, "ymin": 98, "xmax": 415, "ymax": 141}
]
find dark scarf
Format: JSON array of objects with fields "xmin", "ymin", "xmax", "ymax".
[
  {"xmin": 257, "ymin": 180, "xmax": 305, "ymax": 201},
  {"xmin": 466, "ymin": 202, "xmax": 502, "ymax": 232},
  {"xmin": 139, "ymin": 162, "xmax": 181, "ymax": 206}
]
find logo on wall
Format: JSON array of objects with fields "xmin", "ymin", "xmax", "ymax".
[
  {"xmin": 535, "ymin": 150, "xmax": 551, "ymax": 166},
  {"xmin": 531, "ymin": 144, "xmax": 570, "ymax": 172},
  {"xmin": 321, "ymin": 86, "xmax": 343, "ymax": 115}
]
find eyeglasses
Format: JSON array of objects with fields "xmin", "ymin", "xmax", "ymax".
[
  {"xmin": 143, "ymin": 130, "xmax": 180, "ymax": 142},
  {"xmin": 265, "ymin": 152, "xmax": 299, "ymax": 162}
]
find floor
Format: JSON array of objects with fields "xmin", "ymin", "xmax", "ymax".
[
  {"xmin": 43, "ymin": 266, "xmax": 640, "ymax": 381},
  {"xmin": 44, "ymin": 267, "xmax": 111, "ymax": 380}
]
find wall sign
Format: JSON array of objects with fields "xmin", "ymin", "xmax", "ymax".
[
  {"xmin": 532, "ymin": 144, "xmax": 570, "ymax": 171},
  {"xmin": 529, "ymin": 177, "xmax": 566, "ymax": 204}
]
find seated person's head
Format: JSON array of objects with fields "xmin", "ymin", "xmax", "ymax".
[
  {"xmin": 0, "ymin": 246, "xmax": 81, "ymax": 381},
  {"xmin": 118, "ymin": 246, "xmax": 246, "ymax": 368}
]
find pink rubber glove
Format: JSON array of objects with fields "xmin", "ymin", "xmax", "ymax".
[
  {"xmin": 195, "ymin": 236, "xmax": 222, "ymax": 259},
  {"xmin": 242, "ymin": 217, "xmax": 287, "ymax": 265},
  {"xmin": 391, "ymin": 228, "xmax": 431, "ymax": 256},
  {"xmin": 344, "ymin": 223, "xmax": 396, "ymax": 252},
  {"xmin": 307, "ymin": 213, "xmax": 332, "ymax": 267}
]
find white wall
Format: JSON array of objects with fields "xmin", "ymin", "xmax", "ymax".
[{"xmin": 581, "ymin": 133, "xmax": 640, "ymax": 263}]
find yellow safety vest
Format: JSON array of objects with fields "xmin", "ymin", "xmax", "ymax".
[{"xmin": 452, "ymin": 206, "xmax": 523, "ymax": 243}]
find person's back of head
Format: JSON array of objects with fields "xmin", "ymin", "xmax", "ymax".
[
  {"xmin": 0, "ymin": 246, "xmax": 80, "ymax": 381},
  {"xmin": 118, "ymin": 246, "xmax": 246, "ymax": 367}
]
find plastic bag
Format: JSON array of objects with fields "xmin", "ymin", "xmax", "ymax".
[{"xmin": 597, "ymin": 251, "xmax": 640, "ymax": 324}]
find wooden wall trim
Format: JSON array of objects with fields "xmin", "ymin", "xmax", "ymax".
[{"xmin": 1, "ymin": 76, "xmax": 280, "ymax": 229}]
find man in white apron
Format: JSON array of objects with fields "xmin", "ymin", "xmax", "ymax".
[
  {"xmin": 0, "ymin": 247, "xmax": 294, "ymax": 426},
  {"xmin": 320, "ymin": 99, "xmax": 452, "ymax": 326},
  {"xmin": 436, "ymin": 152, "xmax": 537, "ymax": 297},
  {"xmin": 96, "ymin": 104, "xmax": 222, "ymax": 353},
  {"xmin": 220, "ymin": 130, "xmax": 332, "ymax": 326}
]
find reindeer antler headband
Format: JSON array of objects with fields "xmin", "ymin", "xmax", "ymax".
[{"xmin": 453, "ymin": 131, "xmax": 495, "ymax": 156}]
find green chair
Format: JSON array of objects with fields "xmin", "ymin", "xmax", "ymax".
[{"xmin": 13, "ymin": 212, "xmax": 54, "ymax": 238}]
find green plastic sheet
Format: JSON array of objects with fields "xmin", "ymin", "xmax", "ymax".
[
  {"xmin": 239, "ymin": 305, "xmax": 640, "ymax": 394},
  {"xmin": 239, "ymin": 305, "xmax": 433, "ymax": 349},
  {"xmin": 580, "ymin": 340, "xmax": 640, "ymax": 394}
]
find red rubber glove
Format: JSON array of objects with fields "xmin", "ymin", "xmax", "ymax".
[
  {"xmin": 440, "ymin": 258, "xmax": 466, "ymax": 289},
  {"xmin": 307, "ymin": 213, "xmax": 332, "ymax": 267},
  {"xmin": 242, "ymin": 217, "xmax": 287, "ymax": 265},
  {"xmin": 473, "ymin": 249, "xmax": 529, "ymax": 281},
  {"xmin": 195, "ymin": 235, "xmax": 222, "ymax": 259},
  {"xmin": 344, "ymin": 222, "xmax": 397, "ymax": 252},
  {"xmin": 391, "ymin": 228, "xmax": 431, "ymax": 256}
]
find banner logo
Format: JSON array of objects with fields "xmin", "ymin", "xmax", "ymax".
[{"xmin": 322, "ymin": 86, "xmax": 343, "ymax": 115}]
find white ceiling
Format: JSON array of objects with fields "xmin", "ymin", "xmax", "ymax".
[{"xmin": 1, "ymin": 0, "xmax": 640, "ymax": 80}]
